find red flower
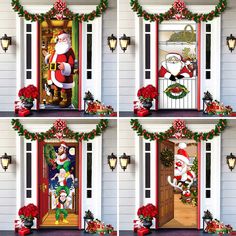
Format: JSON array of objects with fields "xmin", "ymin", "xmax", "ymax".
[
  {"xmin": 18, "ymin": 204, "xmax": 39, "ymax": 220},
  {"xmin": 18, "ymin": 85, "xmax": 39, "ymax": 101},
  {"xmin": 137, "ymin": 85, "xmax": 158, "ymax": 102},
  {"xmin": 137, "ymin": 203, "xmax": 158, "ymax": 221}
]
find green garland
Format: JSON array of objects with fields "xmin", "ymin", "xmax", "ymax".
[
  {"xmin": 130, "ymin": 0, "xmax": 227, "ymax": 23},
  {"xmin": 130, "ymin": 119, "xmax": 227, "ymax": 142},
  {"xmin": 160, "ymin": 148, "xmax": 174, "ymax": 167},
  {"xmin": 11, "ymin": 0, "xmax": 108, "ymax": 22},
  {"xmin": 11, "ymin": 119, "xmax": 108, "ymax": 142},
  {"xmin": 164, "ymin": 83, "xmax": 189, "ymax": 99}
]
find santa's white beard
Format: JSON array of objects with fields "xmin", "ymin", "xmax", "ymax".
[
  {"xmin": 174, "ymin": 164, "xmax": 187, "ymax": 176},
  {"xmin": 55, "ymin": 41, "xmax": 71, "ymax": 55},
  {"xmin": 166, "ymin": 61, "xmax": 183, "ymax": 76}
]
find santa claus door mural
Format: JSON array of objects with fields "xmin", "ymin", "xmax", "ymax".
[
  {"xmin": 158, "ymin": 21, "xmax": 198, "ymax": 109},
  {"xmin": 38, "ymin": 141, "xmax": 80, "ymax": 228},
  {"xmin": 40, "ymin": 20, "xmax": 80, "ymax": 109}
]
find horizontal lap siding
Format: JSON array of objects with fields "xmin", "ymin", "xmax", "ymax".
[
  {"xmin": 102, "ymin": 120, "xmax": 117, "ymax": 228},
  {"xmin": 221, "ymin": 121, "xmax": 236, "ymax": 228},
  {"xmin": 119, "ymin": 120, "xmax": 136, "ymax": 230},
  {"xmin": 0, "ymin": 0, "xmax": 16, "ymax": 111},
  {"xmin": 102, "ymin": 0, "xmax": 117, "ymax": 111},
  {"xmin": 0, "ymin": 120, "xmax": 16, "ymax": 230}
]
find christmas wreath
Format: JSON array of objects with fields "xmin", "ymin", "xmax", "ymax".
[
  {"xmin": 11, "ymin": 0, "xmax": 108, "ymax": 22},
  {"xmin": 130, "ymin": 0, "xmax": 227, "ymax": 23},
  {"xmin": 11, "ymin": 119, "xmax": 108, "ymax": 142},
  {"xmin": 160, "ymin": 148, "xmax": 174, "ymax": 167},
  {"xmin": 130, "ymin": 119, "xmax": 227, "ymax": 142},
  {"xmin": 164, "ymin": 83, "xmax": 189, "ymax": 99}
]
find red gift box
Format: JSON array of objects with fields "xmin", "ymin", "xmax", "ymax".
[
  {"xmin": 134, "ymin": 101, "xmax": 141, "ymax": 114},
  {"xmin": 15, "ymin": 101, "xmax": 22, "ymax": 114},
  {"xmin": 18, "ymin": 108, "xmax": 31, "ymax": 117},
  {"xmin": 137, "ymin": 108, "xmax": 149, "ymax": 117},
  {"xmin": 15, "ymin": 220, "xmax": 22, "ymax": 233},
  {"xmin": 133, "ymin": 220, "xmax": 142, "ymax": 232},
  {"xmin": 137, "ymin": 227, "xmax": 150, "ymax": 236},
  {"xmin": 18, "ymin": 227, "xmax": 31, "ymax": 235}
]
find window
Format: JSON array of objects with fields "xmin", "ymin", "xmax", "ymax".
[
  {"xmin": 144, "ymin": 24, "xmax": 151, "ymax": 80},
  {"xmin": 86, "ymin": 24, "xmax": 93, "ymax": 80},
  {"xmin": 205, "ymin": 142, "xmax": 212, "ymax": 198},
  {"xmin": 205, "ymin": 23, "xmax": 212, "ymax": 80},
  {"xmin": 25, "ymin": 23, "xmax": 32, "ymax": 80},
  {"xmin": 26, "ymin": 142, "xmax": 32, "ymax": 198},
  {"xmin": 144, "ymin": 142, "xmax": 151, "ymax": 198},
  {"xmin": 86, "ymin": 142, "xmax": 93, "ymax": 198}
]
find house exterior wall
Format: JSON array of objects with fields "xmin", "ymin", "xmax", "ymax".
[
  {"xmin": 0, "ymin": 119, "xmax": 117, "ymax": 231},
  {"xmin": 0, "ymin": 0, "xmax": 117, "ymax": 111},
  {"xmin": 119, "ymin": 0, "xmax": 236, "ymax": 111}
]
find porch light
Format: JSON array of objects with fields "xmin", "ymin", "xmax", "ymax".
[
  {"xmin": 0, "ymin": 34, "xmax": 12, "ymax": 52},
  {"xmin": 226, "ymin": 153, "xmax": 236, "ymax": 171},
  {"xmin": 119, "ymin": 153, "xmax": 130, "ymax": 171},
  {"xmin": 227, "ymin": 34, "xmax": 236, "ymax": 52},
  {"xmin": 119, "ymin": 34, "xmax": 130, "ymax": 52},
  {"xmin": 108, "ymin": 34, "xmax": 117, "ymax": 52},
  {"xmin": 0, "ymin": 153, "xmax": 12, "ymax": 171},
  {"xmin": 202, "ymin": 91, "xmax": 213, "ymax": 114},
  {"xmin": 108, "ymin": 153, "xmax": 117, "ymax": 171}
]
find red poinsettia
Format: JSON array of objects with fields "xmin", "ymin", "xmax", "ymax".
[
  {"xmin": 18, "ymin": 85, "xmax": 39, "ymax": 102},
  {"xmin": 137, "ymin": 85, "xmax": 158, "ymax": 102},
  {"xmin": 18, "ymin": 204, "xmax": 39, "ymax": 221},
  {"xmin": 137, "ymin": 203, "xmax": 158, "ymax": 221}
]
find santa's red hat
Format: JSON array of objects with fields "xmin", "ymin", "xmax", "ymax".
[
  {"xmin": 57, "ymin": 30, "xmax": 69, "ymax": 39},
  {"xmin": 59, "ymin": 189, "xmax": 67, "ymax": 196},
  {"xmin": 175, "ymin": 143, "xmax": 189, "ymax": 164},
  {"xmin": 60, "ymin": 141, "xmax": 68, "ymax": 149}
]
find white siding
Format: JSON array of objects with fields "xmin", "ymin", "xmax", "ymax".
[
  {"xmin": 102, "ymin": 120, "xmax": 117, "ymax": 229},
  {"xmin": 0, "ymin": 120, "xmax": 16, "ymax": 230},
  {"xmin": 221, "ymin": 120, "xmax": 236, "ymax": 228},
  {"xmin": 119, "ymin": 119, "xmax": 136, "ymax": 230}
]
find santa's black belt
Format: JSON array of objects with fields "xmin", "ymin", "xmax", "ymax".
[{"xmin": 49, "ymin": 62, "xmax": 60, "ymax": 71}]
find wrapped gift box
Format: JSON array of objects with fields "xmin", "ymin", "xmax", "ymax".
[
  {"xmin": 133, "ymin": 220, "xmax": 142, "ymax": 232},
  {"xmin": 134, "ymin": 101, "xmax": 141, "ymax": 114},
  {"xmin": 137, "ymin": 227, "xmax": 150, "ymax": 236},
  {"xmin": 15, "ymin": 101, "xmax": 22, "ymax": 114},
  {"xmin": 137, "ymin": 108, "xmax": 149, "ymax": 117},
  {"xmin": 14, "ymin": 220, "xmax": 22, "ymax": 233},
  {"xmin": 18, "ymin": 108, "xmax": 31, "ymax": 117},
  {"xmin": 18, "ymin": 227, "xmax": 31, "ymax": 235}
]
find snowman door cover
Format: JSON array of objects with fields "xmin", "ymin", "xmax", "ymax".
[
  {"xmin": 38, "ymin": 142, "xmax": 80, "ymax": 227},
  {"xmin": 158, "ymin": 21, "xmax": 198, "ymax": 109}
]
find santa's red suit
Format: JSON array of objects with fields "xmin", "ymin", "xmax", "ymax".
[{"xmin": 159, "ymin": 53, "xmax": 193, "ymax": 81}]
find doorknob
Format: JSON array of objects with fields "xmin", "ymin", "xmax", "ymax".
[{"xmin": 40, "ymin": 183, "xmax": 47, "ymax": 193}]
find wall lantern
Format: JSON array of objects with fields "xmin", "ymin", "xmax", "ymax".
[
  {"xmin": 227, "ymin": 34, "xmax": 236, "ymax": 52},
  {"xmin": 83, "ymin": 91, "xmax": 94, "ymax": 114},
  {"xmin": 119, "ymin": 34, "xmax": 130, "ymax": 52},
  {"xmin": 83, "ymin": 210, "xmax": 94, "ymax": 232},
  {"xmin": 119, "ymin": 153, "xmax": 130, "ymax": 171},
  {"xmin": 0, "ymin": 153, "xmax": 12, "ymax": 171},
  {"xmin": 202, "ymin": 91, "xmax": 213, "ymax": 114},
  {"xmin": 0, "ymin": 34, "xmax": 12, "ymax": 52},
  {"xmin": 226, "ymin": 153, "xmax": 236, "ymax": 171},
  {"xmin": 202, "ymin": 210, "xmax": 213, "ymax": 233},
  {"xmin": 108, "ymin": 153, "xmax": 117, "ymax": 171},
  {"xmin": 108, "ymin": 34, "xmax": 117, "ymax": 52}
]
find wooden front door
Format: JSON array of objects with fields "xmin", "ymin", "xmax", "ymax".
[
  {"xmin": 38, "ymin": 141, "xmax": 81, "ymax": 228},
  {"xmin": 158, "ymin": 140, "xmax": 175, "ymax": 227}
]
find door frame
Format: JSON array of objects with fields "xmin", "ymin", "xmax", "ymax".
[
  {"xmin": 135, "ymin": 123, "xmax": 221, "ymax": 230},
  {"xmin": 37, "ymin": 140, "xmax": 82, "ymax": 229},
  {"xmin": 135, "ymin": 5, "xmax": 221, "ymax": 111}
]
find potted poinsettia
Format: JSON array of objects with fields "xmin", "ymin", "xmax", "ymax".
[
  {"xmin": 137, "ymin": 203, "xmax": 158, "ymax": 229},
  {"xmin": 137, "ymin": 85, "xmax": 158, "ymax": 110},
  {"xmin": 18, "ymin": 85, "xmax": 38, "ymax": 110},
  {"xmin": 18, "ymin": 203, "xmax": 39, "ymax": 230}
]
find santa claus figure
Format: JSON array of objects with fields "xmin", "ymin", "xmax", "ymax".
[
  {"xmin": 159, "ymin": 53, "xmax": 193, "ymax": 81},
  {"xmin": 44, "ymin": 31, "xmax": 75, "ymax": 108},
  {"xmin": 53, "ymin": 142, "xmax": 71, "ymax": 172},
  {"xmin": 167, "ymin": 143, "xmax": 196, "ymax": 191}
]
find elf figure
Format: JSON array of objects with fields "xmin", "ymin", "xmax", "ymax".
[
  {"xmin": 43, "ymin": 31, "xmax": 75, "ymax": 108},
  {"xmin": 53, "ymin": 142, "xmax": 71, "ymax": 172},
  {"xmin": 159, "ymin": 53, "xmax": 193, "ymax": 81},
  {"xmin": 167, "ymin": 143, "xmax": 196, "ymax": 191},
  {"xmin": 55, "ymin": 187, "xmax": 70, "ymax": 225}
]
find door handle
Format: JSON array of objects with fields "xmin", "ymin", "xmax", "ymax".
[{"xmin": 40, "ymin": 183, "xmax": 47, "ymax": 193}]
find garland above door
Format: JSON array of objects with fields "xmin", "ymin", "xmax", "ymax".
[
  {"xmin": 130, "ymin": 0, "xmax": 227, "ymax": 23},
  {"xmin": 11, "ymin": 0, "xmax": 109, "ymax": 22}
]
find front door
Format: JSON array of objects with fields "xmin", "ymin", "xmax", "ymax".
[
  {"xmin": 158, "ymin": 140, "xmax": 175, "ymax": 226},
  {"xmin": 38, "ymin": 141, "xmax": 80, "ymax": 228}
]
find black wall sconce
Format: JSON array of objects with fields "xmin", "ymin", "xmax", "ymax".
[
  {"xmin": 0, "ymin": 153, "xmax": 12, "ymax": 171},
  {"xmin": 227, "ymin": 34, "xmax": 236, "ymax": 52},
  {"xmin": 119, "ymin": 34, "xmax": 130, "ymax": 52},
  {"xmin": 0, "ymin": 34, "xmax": 12, "ymax": 52},
  {"xmin": 226, "ymin": 153, "xmax": 236, "ymax": 171},
  {"xmin": 119, "ymin": 153, "xmax": 130, "ymax": 171},
  {"xmin": 108, "ymin": 34, "xmax": 117, "ymax": 52},
  {"xmin": 108, "ymin": 153, "xmax": 117, "ymax": 171}
]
